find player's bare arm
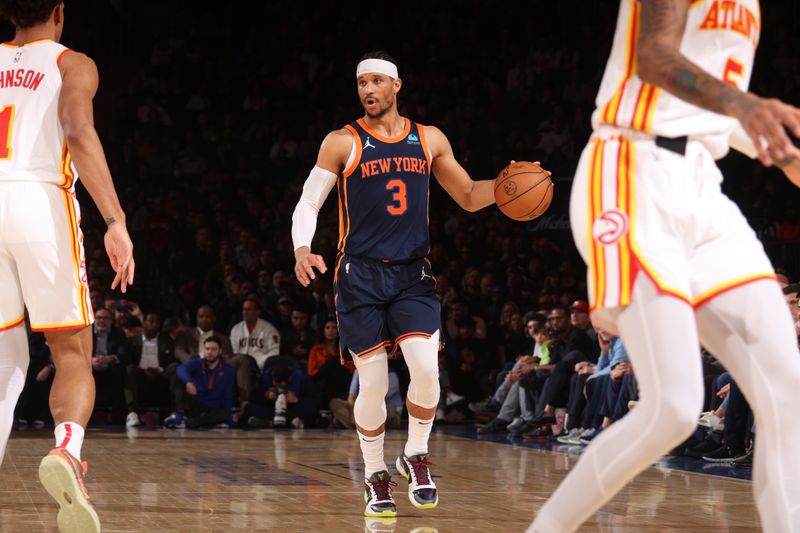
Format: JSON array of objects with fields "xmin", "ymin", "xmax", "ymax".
[
  {"xmin": 637, "ymin": 0, "xmax": 800, "ymax": 167},
  {"xmin": 292, "ymin": 128, "xmax": 351, "ymax": 286},
  {"xmin": 423, "ymin": 125, "xmax": 496, "ymax": 212},
  {"xmin": 58, "ymin": 51, "xmax": 134, "ymax": 292}
]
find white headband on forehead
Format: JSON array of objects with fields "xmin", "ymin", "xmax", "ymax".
[{"xmin": 356, "ymin": 58, "xmax": 399, "ymax": 79}]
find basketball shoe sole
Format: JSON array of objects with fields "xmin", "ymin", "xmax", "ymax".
[{"xmin": 38, "ymin": 449, "xmax": 100, "ymax": 533}]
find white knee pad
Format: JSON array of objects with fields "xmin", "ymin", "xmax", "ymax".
[
  {"xmin": 401, "ymin": 330, "xmax": 440, "ymax": 409},
  {"xmin": 352, "ymin": 349, "xmax": 388, "ymax": 431}
]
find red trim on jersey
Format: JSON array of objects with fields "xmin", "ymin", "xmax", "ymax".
[{"xmin": 56, "ymin": 48, "xmax": 72, "ymax": 66}]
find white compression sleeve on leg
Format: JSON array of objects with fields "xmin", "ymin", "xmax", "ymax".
[
  {"xmin": 353, "ymin": 349, "xmax": 389, "ymax": 430},
  {"xmin": 401, "ymin": 331, "xmax": 440, "ymax": 457},
  {"xmin": 696, "ymin": 280, "xmax": 800, "ymax": 533},
  {"xmin": 401, "ymin": 331, "xmax": 441, "ymax": 409},
  {"xmin": 0, "ymin": 325, "xmax": 29, "ymax": 462},
  {"xmin": 291, "ymin": 165, "xmax": 337, "ymax": 251},
  {"xmin": 529, "ymin": 276, "xmax": 704, "ymax": 533},
  {"xmin": 353, "ymin": 349, "xmax": 389, "ymax": 478}
]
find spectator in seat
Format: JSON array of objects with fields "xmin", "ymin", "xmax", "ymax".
[
  {"xmin": 280, "ymin": 306, "xmax": 314, "ymax": 367},
  {"xmin": 173, "ymin": 305, "xmax": 256, "ymax": 406},
  {"xmin": 229, "ymin": 298, "xmax": 280, "ymax": 373},
  {"xmin": 163, "ymin": 337, "xmax": 234, "ymax": 429},
  {"xmin": 240, "ymin": 364, "xmax": 319, "ymax": 429},
  {"xmin": 309, "ymin": 319, "xmax": 354, "ymax": 409},
  {"xmin": 124, "ymin": 313, "xmax": 177, "ymax": 427},
  {"xmin": 569, "ymin": 299, "xmax": 599, "ymax": 355},
  {"xmin": 91, "ymin": 308, "xmax": 128, "ymax": 414}
]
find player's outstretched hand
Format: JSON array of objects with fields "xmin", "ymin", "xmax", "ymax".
[
  {"xmin": 105, "ymin": 223, "xmax": 135, "ymax": 293},
  {"xmin": 294, "ymin": 246, "xmax": 327, "ymax": 287},
  {"xmin": 738, "ymin": 96, "xmax": 800, "ymax": 167}
]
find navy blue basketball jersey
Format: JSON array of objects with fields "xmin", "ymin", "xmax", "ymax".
[{"xmin": 337, "ymin": 118, "xmax": 431, "ymax": 262}]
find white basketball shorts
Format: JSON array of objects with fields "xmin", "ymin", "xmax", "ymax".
[
  {"xmin": 570, "ymin": 131, "xmax": 775, "ymax": 317},
  {"xmin": 0, "ymin": 181, "xmax": 93, "ymax": 332}
]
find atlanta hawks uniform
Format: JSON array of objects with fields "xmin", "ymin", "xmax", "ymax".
[
  {"xmin": 571, "ymin": 0, "xmax": 773, "ymax": 316},
  {"xmin": 0, "ymin": 39, "xmax": 93, "ymax": 332},
  {"xmin": 334, "ymin": 118, "xmax": 440, "ymax": 361}
]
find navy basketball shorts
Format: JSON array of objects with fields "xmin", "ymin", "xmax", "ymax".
[{"xmin": 333, "ymin": 254, "xmax": 441, "ymax": 362}]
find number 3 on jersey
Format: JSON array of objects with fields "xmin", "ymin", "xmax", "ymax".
[
  {"xmin": 386, "ymin": 178, "xmax": 407, "ymax": 216},
  {"xmin": 0, "ymin": 105, "xmax": 15, "ymax": 160}
]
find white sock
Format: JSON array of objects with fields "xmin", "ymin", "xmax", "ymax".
[
  {"xmin": 404, "ymin": 414, "xmax": 433, "ymax": 457},
  {"xmin": 358, "ymin": 430, "xmax": 386, "ymax": 478},
  {"xmin": 54, "ymin": 422, "xmax": 85, "ymax": 461}
]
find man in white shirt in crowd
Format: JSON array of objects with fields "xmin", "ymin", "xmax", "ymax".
[
  {"xmin": 229, "ymin": 298, "xmax": 280, "ymax": 379},
  {"xmin": 124, "ymin": 313, "xmax": 176, "ymax": 427}
]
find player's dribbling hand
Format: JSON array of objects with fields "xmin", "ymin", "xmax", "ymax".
[
  {"xmin": 105, "ymin": 222, "xmax": 135, "ymax": 293},
  {"xmin": 294, "ymin": 246, "xmax": 327, "ymax": 287},
  {"xmin": 738, "ymin": 96, "xmax": 800, "ymax": 167},
  {"xmin": 509, "ymin": 160, "xmax": 553, "ymax": 178}
]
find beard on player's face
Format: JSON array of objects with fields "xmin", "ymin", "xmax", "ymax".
[{"xmin": 362, "ymin": 94, "xmax": 395, "ymax": 118}]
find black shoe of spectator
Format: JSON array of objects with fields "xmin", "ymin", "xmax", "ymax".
[
  {"xmin": 508, "ymin": 419, "xmax": 538, "ymax": 436},
  {"xmin": 476, "ymin": 418, "xmax": 509, "ymax": 434},
  {"xmin": 686, "ymin": 438, "xmax": 721, "ymax": 459},
  {"xmin": 247, "ymin": 416, "xmax": 271, "ymax": 429},
  {"xmin": 528, "ymin": 414, "xmax": 556, "ymax": 426},
  {"xmin": 669, "ymin": 436, "xmax": 700, "ymax": 457},
  {"xmin": 521, "ymin": 428, "xmax": 551, "ymax": 442},
  {"xmin": 702, "ymin": 446, "xmax": 750, "ymax": 463}
]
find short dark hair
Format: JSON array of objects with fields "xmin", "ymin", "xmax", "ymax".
[
  {"xmin": 358, "ymin": 50, "xmax": 399, "ymax": 72},
  {"xmin": 204, "ymin": 336, "xmax": 222, "ymax": 349},
  {"xmin": 0, "ymin": 0, "xmax": 60, "ymax": 28},
  {"xmin": 783, "ymin": 283, "xmax": 800, "ymax": 295}
]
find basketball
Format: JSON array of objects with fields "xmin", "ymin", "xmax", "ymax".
[{"xmin": 494, "ymin": 161, "xmax": 553, "ymax": 221}]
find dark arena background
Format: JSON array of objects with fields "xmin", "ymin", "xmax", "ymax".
[{"xmin": 1, "ymin": 1, "xmax": 799, "ymax": 532}]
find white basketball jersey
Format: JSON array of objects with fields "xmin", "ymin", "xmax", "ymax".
[
  {"xmin": 0, "ymin": 40, "xmax": 77, "ymax": 188},
  {"xmin": 592, "ymin": 0, "xmax": 760, "ymax": 158}
]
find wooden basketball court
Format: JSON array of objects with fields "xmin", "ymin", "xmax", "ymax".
[{"xmin": 0, "ymin": 427, "xmax": 758, "ymax": 532}]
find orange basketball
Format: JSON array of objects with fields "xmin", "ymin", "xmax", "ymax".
[{"xmin": 494, "ymin": 161, "xmax": 553, "ymax": 221}]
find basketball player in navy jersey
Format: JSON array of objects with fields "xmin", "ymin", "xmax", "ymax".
[{"xmin": 292, "ymin": 51, "xmax": 549, "ymax": 518}]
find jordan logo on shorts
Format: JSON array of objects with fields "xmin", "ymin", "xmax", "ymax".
[
  {"xmin": 363, "ymin": 136, "xmax": 376, "ymax": 150},
  {"xmin": 420, "ymin": 267, "xmax": 432, "ymax": 281},
  {"xmin": 592, "ymin": 208, "xmax": 629, "ymax": 246}
]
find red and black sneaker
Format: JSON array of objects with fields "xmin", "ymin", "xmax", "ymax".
[
  {"xmin": 363, "ymin": 470, "xmax": 397, "ymax": 517},
  {"xmin": 38, "ymin": 448, "xmax": 100, "ymax": 533},
  {"xmin": 395, "ymin": 453, "xmax": 438, "ymax": 509}
]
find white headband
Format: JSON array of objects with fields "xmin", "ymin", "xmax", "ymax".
[{"xmin": 356, "ymin": 58, "xmax": 399, "ymax": 79}]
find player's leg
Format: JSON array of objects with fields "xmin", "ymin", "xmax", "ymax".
[
  {"xmin": 10, "ymin": 184, "xmax": 99, "ymax": 532},
  {"xmin": 396, "ymin": 332, "xmax": 440, "ymax": 509},
  {"xmin": 0, "ymin": 243, "xmax": 29, "ymax": 464},
  {"xmin": 352, "ymin": 348, "xmax": 396, "ymax": 517},
  {"xmin": 529, "ymin": 276, "xmax": 704, "ymax": 533},
  {"xmin": 695, "ymin": 281, "xmax": 800, "ymax": 532},
  {"xmin": 45, "ymin": 327, "xmax": 94, "ymax": 456}
]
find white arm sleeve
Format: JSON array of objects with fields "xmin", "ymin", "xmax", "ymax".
[
  {"xmin": 291, "ymin": 165, "xmax": 337, "ymax": 251},
  {"xmin": 728, "ymin": 123, "xmax": 759, "ymax": 159}
]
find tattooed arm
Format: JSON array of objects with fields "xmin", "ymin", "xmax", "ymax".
[{"xmin": 637, "ymin": 0, "xmax": 800, "ymax": 168}]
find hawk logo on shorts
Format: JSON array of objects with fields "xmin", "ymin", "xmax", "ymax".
[{"xmin": 592, "ymin": 209, "xmax": 629, "ymax": 246}]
